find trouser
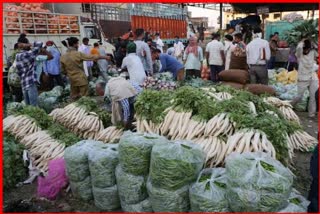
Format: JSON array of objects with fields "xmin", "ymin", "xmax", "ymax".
[
  {"xmin": 10, "ymin": 86, "xmax": 23, "ymax": 102},
  {"xmin": 71, "ymin": 84, "xmax": 89, "ymax": 100},
  {"xmin": 210, "ymin": 65, "xmax": 224, "ymax": 82},
  {"xmin": 186, "ymin": 69, "xmax": 201, "ymax": 78},
  {"xmin": 267, "ymin": 56, "xmax": 276, "ymax": 69},
  {"xmin": 291, "ymin": 79, "xmax": 318, "ymax": 116},
  {"xmin": 249, "ymin": 64, "xmax": 268, "ymax": 85},
  {"xmin": 48, "ymin": 74, "xmax": 65, "ymax": 89},
  {"xmin": 22, "ymin": 84, "xmax": 38, "ymax": 106}
]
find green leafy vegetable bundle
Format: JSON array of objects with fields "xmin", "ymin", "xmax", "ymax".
[
  {"xmin": 279, "ymin": 188, "xmax": 309, "ymax": 212},
  {"xmin": 3, "ymin": 132, "xmax": 27, "ymax": 190},
  {"xmin": 225, "ymin": 152, "xmax": 293, "ymax": 212},
  {"xmin": 189, "ymin": 168, "xmax": 230, "ymax": 212},
  {"xmin": 92, "ymin": 185, "xmax": 121, "ymax": 211},
  {"xmin": 121, "ymin": 198, "xmax": 153, "ymax": 212},
  {"xmin": 119, "ymin": 131, "xmax": 168, "ymax": 176},
  {"xmin": 149, "ymin": 141, "xmax": 205, "ymax": 191}
]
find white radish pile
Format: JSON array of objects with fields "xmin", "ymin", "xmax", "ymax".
[
  {"xmin": 204, "ymin": 113, "xmax": 235, "ymax": 137},
  {"xmin": 263, "ymin": 97, "xmax": 300, "ymax": 125},
  {"xmin": 225, "ymin": 129, "xmax": 277, "ymax": 159},
  {"xmin": 3, "ymin": 115, "xmax": 41, "ymax": 139},
  {"xmin": 215, "ymin": 92, "xmax": 233, "ymax": 100},
  {"xmin": 95, "ymin": 126, "xmax": 124, "ymax": 143},
  {"xmin": 49, "ymin": 103, "xmax": 105, "ymax": 139},
  {"xmin": 193, "ymin": 136, "xmax": 227, "ymax": 167},
  {"xmin": 287, "ymin": 130, "xmax": 318, "ymax": 152},
  {"xmin": 20, "ymin": 130, "xmax": 65, "ymax": 173}
]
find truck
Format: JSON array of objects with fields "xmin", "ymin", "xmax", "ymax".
[
  {"xmin": 89, "ymin": 3, "xmax": 191, "ymax": 45},
  {"xmin": 3, "ymin": 4, "xmax": 115, "ymax": 66}
]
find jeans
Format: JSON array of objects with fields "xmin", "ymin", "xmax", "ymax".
[
  {"xmin": 210, "ymin": 65, "xmax": 224, "ymax": 82},
  {"xmin": 267, "ymin": 56, "xmax": 276, "ymax": 69},
  {"xmin": 22, "ymin": 83, "xmax": 38, "ymax": 106}
]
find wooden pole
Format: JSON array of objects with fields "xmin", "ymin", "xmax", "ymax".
[{"xmin": 220, "ymin": 3, "xmax": 223, "ymax": 29}]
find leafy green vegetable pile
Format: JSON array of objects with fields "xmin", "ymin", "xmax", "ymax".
[
  {"xmin": 47, "ymin": 123, "xmax": 81, "ymax": 147},
  {"xmin": 149, "ymin": 141, "xmax": 205, "ymax": 191},
  {"xmin": 121, "ymin": 198, "xmax": 153, "ymax": 212},
  {"xmin": 3, "ymin": 132, "xmax": 28, "ymax": 190},
  {"xmin": 225, "ymin": 152, "xmax": 293, "ymax": 212},
  {"xmin": 189, "ymin": 168, "xmax": 230, "ymax": 212},
  {"xmin": 119, "ymin": 131, "xmax": 168, "ymax": 176},
  {"xmin": 134, "ymin": 90, "xmax": 173, "ymax": 124}
]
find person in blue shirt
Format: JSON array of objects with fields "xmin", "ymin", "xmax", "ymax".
[
  {"xmin": 45, "ymin": 41, "xmax": 65, "ymax": 89},
  {"xmin": 151, "ymin": 48, "xmax": 185, "ymax": 81}
]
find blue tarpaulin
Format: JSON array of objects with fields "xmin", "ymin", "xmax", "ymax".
[{"xmin": 230, "ymin": 15, "xmax": 262, "ymax": 27}]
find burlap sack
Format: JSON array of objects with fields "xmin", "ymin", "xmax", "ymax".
[
  {"xmin": 218, "ymin": 70, "xmax": 249, "ymax": 84},
  {"xmin": 245, "ymin": 84, "xmax": 276, "ymax": 96}
]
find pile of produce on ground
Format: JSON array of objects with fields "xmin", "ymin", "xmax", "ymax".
[
  {"xmin": 38, "ymin": 86, "xmax": 65, "ymax": 113},
  {"xmin": 141, "ymin": 73, "xmax": 177, "ymax": 90},
  {"xmin": 148, "ymin": 141, "xmax": 205, "ymax": 212},
  {"xmin": 50, "ymin": 97, "xmax": 122, "ymax": 141},
  {"xmin": 3, "ymin": 132, "xmax": 28, "ymax": 190},
  {"xmin": 3, "ymin": 106, "xmax": 80, "ymax": 172},
  {"xmin": 134, "ymin": 85, "xmax": 317, "ymax": 167}
]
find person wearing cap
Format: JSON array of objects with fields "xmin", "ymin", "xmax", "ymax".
[
  {"xmin": 246, "ymin": 27, "xmax": 271, "ymax": 85},
  {"xmin": 45, "ymin": 41, "xmax": 64, "ymax": 89},
  {"xmin": 155, "ymin": 33, "xmax": 164, "ymax": 53},
  {"xmin": 121, "ymin": 42, "xmax": 146, "ymax": 85},
  {"xmin": 105, "ymin": 72, "xmax": 142, "ymax": 129},
  {"xmin": 60, "ymin": 37, "xmax": 111, "ymax": 100},
  {"xmin": 15, "ymin": 41, "xmax": 44, "ymax": 106}
]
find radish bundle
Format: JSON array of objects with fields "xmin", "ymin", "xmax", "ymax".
[
  {"xmin": 204, "ymin": 113, "xmax": 235, "ymax": 137},
  {"xmin": 287, "ymin": 130, "xmax": 318, "ymax": 152},
  {"xmin": 3, "ymin": 114, "xmax": 41, "ymax": 139},
  {"xmin": 20, "ymin": 130, "xmax": 65, "ymax": 172},
  {"xmin": 95, "ymin": 126, "xmax": 124, "ymax": 143}
]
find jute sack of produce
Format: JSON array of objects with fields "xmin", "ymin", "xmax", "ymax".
[
  {"xmin": 245, "ymin": 84, "xmax": 276, "ymax": 96},
  {"xmin": 189, "ymin": 168, "xmax": 230, "ymax": 212},
  {"xmin": 225, "ymin": 152, "xmax": 293, "ymax": 212},
  {"xmin": 221, "ymin": 81, "xmax": 244, "ymax": 90},
  {"xmin": 218, "ymin": 69, "xmax": 249, "ymax": 84}
]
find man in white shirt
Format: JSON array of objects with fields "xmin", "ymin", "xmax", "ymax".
[
  {"xmin": 78, "ymin": 37, "xmax": 93, "ymax": 78},
  {"xmin": 246, "ymin": 27, "xmax": 271, "ymax": 85},
  {"xmin": 155, "ymin": 33, "xmax": 164, "ymax": 53},
  {"xmin": 121, "ymin": 42, "xmax": 146, "ymax": 85},
  {"xmin": 173, "ymin": 36, "xmax": 185, "ymax": 63},
  {"xmin": 134, "ymin": 28, "xmax": 153, "ymax": 76},
  {"xmin": 205, "ymin": 33, "xmax": 225, "ymax": 82}
]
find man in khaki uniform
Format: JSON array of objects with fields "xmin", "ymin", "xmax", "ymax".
[{"xmin": 60, "ymin": 37, "xmax": 110, "ymax": 99}]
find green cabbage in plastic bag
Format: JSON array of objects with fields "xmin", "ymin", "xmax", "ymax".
[
  {"xmin": 88, "ymin": 144, "xmax": 119, "ymax": 188},
  {"xmin": 149, "ymin": 141, "xmax": 205, "ymax": 190},
  {"xmin": 6, "ymin": 102, "xmax": 25, "ymax": 115},
  {"xmin": 121, "ymin": 198, "xmax": 153, "ymax": 212},
  {"xmin": 278, "ymin": 188, "xmax": 310, "ymax": 212},
  {"xmin": 92, "ymin": 185, "xmax": 121, "ymax": 211},
  {"xmin": 225, "ymin": 152, "xmax": 294, "ymax": 212},
  {"xmin": 147, "ymin": 178, "xmax": 190, "ymax": 212},
  {"xmin": 70, "ymin": 176, "xmax": 93, "ymax": 201},
  {"xmin": 115, "ymin": 165, "xmax": 148, "ymax": 205},
  {"xmin": 189, "ymin": 168, "xmax": 230, "ymax": 212},
  {"xmin": 119, "ymin": 131, "xmax": 168, "ymax": 176}
]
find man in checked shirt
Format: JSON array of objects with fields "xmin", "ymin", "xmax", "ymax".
[{"xmin": 15, "ymin": 41, "xmax": 44, "ymax": 106}]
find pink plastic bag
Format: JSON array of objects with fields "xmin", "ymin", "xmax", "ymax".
[{"xmin": 37, "ymin": 158, "xmax": 69, "ymax": 200}]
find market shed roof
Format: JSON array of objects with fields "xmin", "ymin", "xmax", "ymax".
[{"xmin": 231, "ymin": 3, "xmax": 318, "ymax": 13}]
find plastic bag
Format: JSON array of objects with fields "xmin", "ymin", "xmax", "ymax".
[
  {"xmin": 278, "ymin": 189, "xmax": 310, "ymax": 212},
  {"xmin": 119, "ymin": 131, "xmax": 168, "ymax": 176},
  {"xmin": 149, "ymin": 141, "xmax": 205, "ymax": 190},
  {"xmin": 121, "ymin": 198, "xmax": 153, "ymax": 212},
  {"xmin": 147, "ymin": 179, "xmax": 190, "ymax": 212},
  {"xmin": 189, "ymin": 168, "xmax": 230, "ymax": 212},
  {"xmin": 225, "ymin": 152, "xmax": 293, "ymax": 212},
  {"xmin": 115, "ymin": 165, "xmax": 148, "ymax": 205},
  {"xmin": 70, "ymin": 176, "xmax": 93, "ymax": 201},
  {"xmin": 92, "ymin": 185, "xmax": 121, "ymax": 211},
  {"xmin": 88, "ymin": 144, "xmax": 119, "ymax": 188},
  {"xmin": 37, "ymin": 158, "xmax": 68, "ymax": 200}
]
